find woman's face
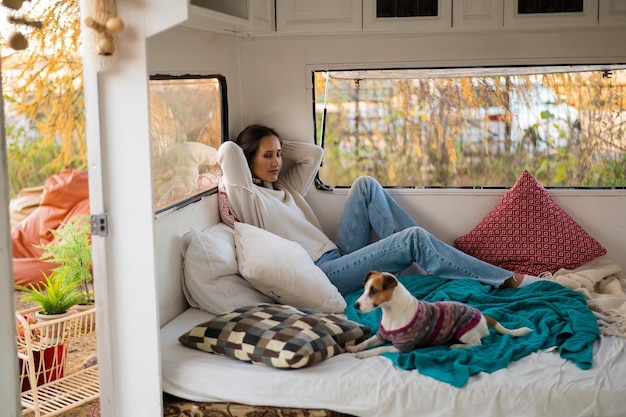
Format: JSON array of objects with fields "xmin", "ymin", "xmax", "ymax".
[{"xmin": 250, "ymin": 135, "xmax": 282, "ymax": 183}]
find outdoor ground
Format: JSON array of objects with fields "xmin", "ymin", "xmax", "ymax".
[{"xmin": 15, "ymin": 290, "xmax": 100, "ymax": 417}]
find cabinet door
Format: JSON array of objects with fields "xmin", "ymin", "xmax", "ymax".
[
  {"xmin": 363, "ymin": 0, "xmax": 452, "ymax": 32},
  {"xmin": 453, "ymin": 0, "xmax": 503, "ymax": 29},
  {"xmin": 248, "ymin": 0, "xmax": 274, "ymax": 34},
  {"xmin": 504, "ymin": 0, "xmax": 599, "ymax": 27},
  {"xmin": 184, "ymin": 0, "xmax": 273, "ymax": 34},
  {"xmin": 599, "ymin": 0, "xmax": 626, "ymax": 24},
  {"xmin": 276, "ymin": 0, "xmax": 362, "ymax": 33},
  {"xmin": 185, "ymin": 0, "xmax": 250, "ymax": 32}
]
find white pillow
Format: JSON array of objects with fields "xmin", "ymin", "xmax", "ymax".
[
  {"xmin": 233, "ymin": 222, "xmax": 346, "ymax": 313},
  {"xmin": 181, "ymin": 224, "xmax": 274, "ymax": 315}
]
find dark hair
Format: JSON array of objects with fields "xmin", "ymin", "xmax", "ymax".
[{"xmin": 234, "ymin": 124, "xmax": 282, "ymax": 166}]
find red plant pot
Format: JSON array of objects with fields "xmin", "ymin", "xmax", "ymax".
[{"xmin": 19, "ymin": 344, "xmax": 67, "ymax": 392}]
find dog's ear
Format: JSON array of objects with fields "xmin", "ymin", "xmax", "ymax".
[
  {"xmin": 381, "ymin": 272, "xmax": 398, "ymax": 291},
  {"xmin": 364, "ymin": 270, "xmax": 377, "ymax": 285}
]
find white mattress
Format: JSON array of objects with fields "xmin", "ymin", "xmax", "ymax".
[{"xmin": 161, "ymin": 307, "xmax": 626, "ymax": 417}]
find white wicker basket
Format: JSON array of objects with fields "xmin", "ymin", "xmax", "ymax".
[{"xmin": 17, "ymin": 306, "xmax": 99, "ymax": 417}]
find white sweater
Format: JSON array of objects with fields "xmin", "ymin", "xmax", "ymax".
[{"xmin": 216, "ymin": 140, "xmax": 338, "ymax": 261}]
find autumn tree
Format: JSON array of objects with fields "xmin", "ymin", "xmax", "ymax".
[
  {"xmin": 2, "ymin": 0, "xmax": 84, "ymax": 196},
  {"xmin": 315, "ymin": 68, "xmax": 626, "ymax": 188}
]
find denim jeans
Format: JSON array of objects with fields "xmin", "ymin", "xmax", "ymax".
[{"xmin": 315, "ymin": 176, "xmax": 514, "ymax": 295}]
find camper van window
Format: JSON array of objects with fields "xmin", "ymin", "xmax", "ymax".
[
  {"xmin": 376, "ymin": 0, "xmax": 438, "ymax": 17},
  {"xmin": 313, "ymin": 65, "xmax": 626, "ymax": 189},
  {"xmin": 518, "ymin": 0, "xmax": 583, "ymax": 14},
  {"xmin": 149, "ymin": 75, "xmax": 227, "ymax": 212}
]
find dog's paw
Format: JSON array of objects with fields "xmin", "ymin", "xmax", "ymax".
[
  {"xmin": 354, "ymin": 351, "xmax": 374, "ymax": 359},
  {"xmin": 345, "ymin": 345, "xmax": 361, "ymax": 353}
]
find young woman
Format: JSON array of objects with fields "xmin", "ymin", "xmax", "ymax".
[{"xmin": 217, "ymin": 124, "xmax": 538, "ymax": 296}]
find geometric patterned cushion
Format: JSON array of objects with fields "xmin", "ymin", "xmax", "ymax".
[
  {"xmin": 454, "ymin": 170, "xmax": 606, "ymax": 276},
  {"xmin": 179, "ymin": 304, "xmax": 370, "ymax": 369}
]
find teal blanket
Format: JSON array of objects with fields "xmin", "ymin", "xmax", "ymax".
[{"xmin": 344, "ymin": 274, "xmax": 599, "ymax": 388}]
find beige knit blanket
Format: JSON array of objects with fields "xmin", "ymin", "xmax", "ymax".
[{"xmin": 547, "ymin": 259, "xmax": 626, "ymax": 338}]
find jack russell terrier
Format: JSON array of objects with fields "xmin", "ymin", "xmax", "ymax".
[{"xmin": 346, "ymin": 271, "xmax": 532, "ymax": 358}]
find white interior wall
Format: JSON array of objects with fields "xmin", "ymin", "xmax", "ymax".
[
  {"xmin": 236, "ymin": 27, "xmax": 626, "ymax": 135},
  {"xmin": 33, "ymin": 6, "xmax": 623, "ymax": 417},
  {"xmin": 144, "ymin": 20, "xmax": 626, "ymax": 316},
  {"xmin": 155, "ymin": 195, "xmax": 220, "ymax": 325},
  {"xmin": 147, "ymin": 27, "xmax": 245, "ymax": 326},
  {"xmin": 147, "ymin": 27, "xmax": 245, "ymax": 135},
  {"xmin": 235, "ymin": 29, "xmax": 626, "ymax": 271},
  {"xmin": 307, "ymin": 188, "xmax": 625, "ymax": 267}
]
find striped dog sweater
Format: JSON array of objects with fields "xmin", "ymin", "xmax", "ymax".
[{"xmin": 376, "ymin": 301, "xmax": 482, "ymax": 352}]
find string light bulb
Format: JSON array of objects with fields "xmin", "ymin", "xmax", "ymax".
[
  {"xmin": 2, "ymin": 0, "xmax": 42, "ymax": 51},
  {"xmin": 7, "ymin": 30, "xmax": 27, "ymax": 50},
  {"xmin": 2, "ymin": 0, "xmax": 24, "ymax": 11}
]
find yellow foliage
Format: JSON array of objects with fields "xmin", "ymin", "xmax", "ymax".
[
  {"xmin": 388, "ymin": 160, "xmax": 396, "ymax": 181},
  {"xmin": 1, "ymin": 0, "xmax": 85, "ymax": 169}
]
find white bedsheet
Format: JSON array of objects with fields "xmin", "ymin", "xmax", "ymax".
[{"xmin": 161, "ymin": 307, "xmax": 626, "ymax": 417}]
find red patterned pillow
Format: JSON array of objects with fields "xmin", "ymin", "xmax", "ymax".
[{"xmin": 454, "ymin": 170, "xmax": 606, "ymax": 275}]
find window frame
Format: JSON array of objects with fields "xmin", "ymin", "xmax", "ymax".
[
  {"xmin": 149, "ymin": 73, "xmax": 228, "ymax": 214},
  {"xmin": 310, "ymin": 64, "xmax": 626, "ymax": 190}
]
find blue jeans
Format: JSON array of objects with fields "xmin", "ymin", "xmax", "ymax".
[{"xmin": 315, "ymin": 176, "xmax": 514, "ymax": 295}]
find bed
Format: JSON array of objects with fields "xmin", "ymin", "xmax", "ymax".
[
  {"xmin": 159, "ymin": 172, "xmax": 626, "ymax": 417},
  {"xmin": 160, "ymin": 225, "xmax": 626, "ymax": 417},
  {"xmin": 161, "ymin": 283, "xmax": 626, "ymax": 417}
]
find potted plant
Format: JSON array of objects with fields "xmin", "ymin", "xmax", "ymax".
[
  {"xmin": 16, "ymin": 269, "xmax": 87, "ymax": 345},
  {"xmin": 36, "ymin": 214, "xmax": 94, "ymax": 307},
  {"xmin": 16, "ymin": 312, "xmax": 66, "ymax": 391},
  {"xmin": 16, "ymin": 270, "xmax": 87, "ymax": 316},
  {"xmin": 15, "ymin": 271, "xmax": 85, "ymax": 391}
]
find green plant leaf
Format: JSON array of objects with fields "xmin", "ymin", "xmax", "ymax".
[
  {"xmin": 16, "ymin": 270, "xmax": 87, "ymax": 315},
  {"xmin": 34, "ymin": 214, "xmax": 93, "ymax": 297}
]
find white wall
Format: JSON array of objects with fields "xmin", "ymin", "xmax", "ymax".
[
  {"xmin": 154, "ymin": 194, "xmax": 220, "ymax": 325},
  {"xmin": 147, "ymin": 27, "xmax": 243, "ymax": 325},
  {"xmin": 236, "ymin": 27, "xmax": 626, "ymax": 136},
  {"xmin": 308, "ymin": 188, "xmax": 625, "ymax": 269},
  {"xmin": 75, "ymin": 7, "xmax": 626, "ymax": 417},
  {"xmin": 145, "ymin": 17, "xmax": 626, "ymax": 296},
  {"xmin": 234, "ymin": 28, "xmax": 626, "ymax": 271},
  {"xmin": 147, "ymin": 27, "xmax": 246, "ymax": 136}
]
